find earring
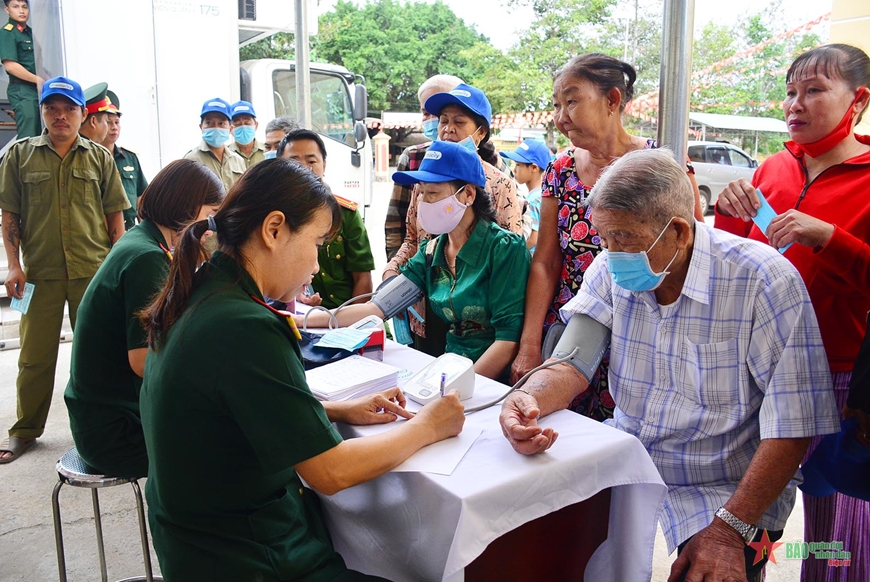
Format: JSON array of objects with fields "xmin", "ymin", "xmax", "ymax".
[{"xmin": 608, "ymin": 110, "xmax": 614, "ymax": 117}]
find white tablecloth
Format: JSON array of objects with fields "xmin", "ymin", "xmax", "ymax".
[{"xmin": 317, "ymin": 342, "xmax": 667, "ymax": 582}]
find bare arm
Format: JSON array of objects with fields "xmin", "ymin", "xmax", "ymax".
[
  {"xmin": 1, "ymin": 60, "xmax": 42, "ymax": 86},
  {"xmin": 295, "ymin": 392, "xmax": 465, "ymax": 495},
  {"xmin": 127, "ymin": 348, "xmax": 147, "ymax": 378},
  {"xmin": 106, "ymin": 211, "xmax": 125, "ymax": 245},
  {"xmin": 510, "ymin": 196, "xmax": 562, "ymax": 383},
  {"xmin": 668, "ymin": 437, "xmax": 811, "ymax": 582},
  {"xmin": 1, "ymin": 210, "xmax": 25, "ymax": 299},
  {"xmin": 296, "ymin": 302, "xmax": 382, "ymax": 329},
  {"xmin": 322, "ymin": 387, "xmax": 413, "ymax": 425},
  {"xmin": 474, "ymin": 340, "xmax": 519, "ymax": 380},
  {"xmin": 688, "ymin": 171, "xmax": 705, "ymax": 221},
  {"xmin": 349, "ymin": 271, "xmax": 373, "ymax": 304},
  {"xmin": 500, "ymin": 362, "xmax": 589, "ymax": 455}
]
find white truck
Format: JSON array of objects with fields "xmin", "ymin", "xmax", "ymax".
[{"xmin": 6, "ymin": 0, "xmax": 373, "ymax": 207}]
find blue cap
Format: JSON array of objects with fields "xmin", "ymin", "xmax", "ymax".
[
  {"xmin": 798, "ymin": 418, "xmax": 870, "ymax": 502},
  {"xmin": 392, "ymin": 141, "xmax": 486, "ymax": 188},
  {"xmin": 230, "ymin": 100, "xmax": 257, "ymax": 120},
  {"xmin": 40, "ymin": 76, "xmax": 86, "ymax": 106},
  {"xmin": 424, "ymin": 83, "xmax": 492, "ymax": 125},
  {"xmin": 200, "ymin": 97, "xmax": 231, "ymax": 120},
  {"xmin": 500, "ymin": 139, "xmax": 552, "ymax": 170}
]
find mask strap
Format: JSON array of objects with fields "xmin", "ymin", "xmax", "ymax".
[{"xmin": 647, "ymin": 217, "xmax": 676, "ymax": 253}]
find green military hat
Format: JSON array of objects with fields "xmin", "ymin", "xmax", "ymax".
[
  {"xmin": 84, "ymin": 82, "xmax": 110, "ymax": 114},
  {"xmin": 105, "ymin": 89, "xmax": 121, "ymax": 116}
]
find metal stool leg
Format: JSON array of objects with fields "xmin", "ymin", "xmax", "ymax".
[
  {"xmin": 91, "ymin": 489, "xmax": 109, "ymax": 582},
  {"xmin": 130, "ymin": 480, "xmax": 155, "ymax": 582},
  {"xmin": 52, "ymin": 479, "xmax": 68, "ymax": 582}
]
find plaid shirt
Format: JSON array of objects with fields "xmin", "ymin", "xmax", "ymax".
[
  {"xmin": 385, "ymin": 143, "xmax": 430, "ymax": 261},
  {"xmin": 561, "ymin": 222, "xmax": 840, "ymax": 552}
]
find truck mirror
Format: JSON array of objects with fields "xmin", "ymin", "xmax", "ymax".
[
  {"xmin": 354, "ymin": 121, "xmax": 367, "ymax": 144},
  {"xmin": 354, "ymin": 85, "xmax": 368, "ymax": 122}
]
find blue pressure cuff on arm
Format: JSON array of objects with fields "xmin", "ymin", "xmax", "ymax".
[
  {"xmin": 551, "ymin": 313, "xmax": 610, "ymax": 383},
  {"xmin": 372, "ymin": 275, "xmax": 424, "ymax": 320}
]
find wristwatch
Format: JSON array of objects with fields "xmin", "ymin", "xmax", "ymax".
[{"xmin": 715, "ymin": 507, "xmax": 758, "ymax": 543}]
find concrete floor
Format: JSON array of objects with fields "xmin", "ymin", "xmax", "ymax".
[{"xmin": 0, "ymin": 177, "xmax": 806, "ymax": 581}]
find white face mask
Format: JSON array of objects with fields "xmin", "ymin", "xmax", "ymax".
[{"xmin": 417, "ymin": 186, "xmax": 469, "ymax": 235}]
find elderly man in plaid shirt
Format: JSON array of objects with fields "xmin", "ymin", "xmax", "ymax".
[{"xmin": 500, "ymin": 149, "xmax": 840, "ymax": 582}]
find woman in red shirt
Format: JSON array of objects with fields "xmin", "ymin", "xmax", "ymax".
[{"xmin": 715, "ymin": 43, "xmax": 870, "ymax": 582}]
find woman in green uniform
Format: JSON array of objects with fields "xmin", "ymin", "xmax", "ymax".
[
  {"xmin": 64, "ymin": 159, "xmax": 224, "ymax": 478},
  {"xmin": 303, "ymin": 141, "xmax": 531, "ymax": 381},
  {"xmin": 138, "ymin": 158, "xmax": 465, "ymax": 581}
]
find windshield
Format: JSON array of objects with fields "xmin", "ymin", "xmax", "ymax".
[{"xmin": 272, "ymin": 70, "xmax": 355, "ymax": 147}]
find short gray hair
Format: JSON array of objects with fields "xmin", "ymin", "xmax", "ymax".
[
  {"xmin": 587, "ymin": 148, "xmax": 694, "ymax": 229},
  {"xmin": 264, "ymin": 116, "xmax": 301, "ymax": 135},
  {"xmin": 417, "ymin": 74, "xmax": 465, "ymax": 100}
]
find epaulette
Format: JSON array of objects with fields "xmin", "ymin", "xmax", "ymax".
[
  {"xmin": 3, "ymin": 24, "xmax": 13, "ymax": 31},
  {"xmin": 332, "ymin": 194, "xmax": 358, "ymax": 211},
  {"xmin": 120, "ymin": 145, "xmax": 138, "ymax": 155}
]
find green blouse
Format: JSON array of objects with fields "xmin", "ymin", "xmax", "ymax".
[
  {"xmin": 140, "ymin": 252, "xmax": 352, "ymax": 581},
  {"xmin": 400, "ymin": 219, "xmax": 530, "ymax": 363}
]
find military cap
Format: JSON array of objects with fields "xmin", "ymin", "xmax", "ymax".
[
  {"xmin": 106, "ymin": 89, "xmax": 121, "ymax": 116},
  {"xmin": 84, "ymin": 82, "xmax": 110, "ymax": 114}
]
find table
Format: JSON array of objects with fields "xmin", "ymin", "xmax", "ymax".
[{"xmin": 315, "ymin": 341, "xmax": 667, "ymax": 582}]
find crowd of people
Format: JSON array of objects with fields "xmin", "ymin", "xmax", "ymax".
[{"xmin": 0, "ymin": 21, "xmax": 868, "ymax": 582}]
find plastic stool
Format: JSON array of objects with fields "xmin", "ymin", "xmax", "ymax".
[{"xmin": 51, "ymin": 448, "xmax": 162, "ymax": 582}]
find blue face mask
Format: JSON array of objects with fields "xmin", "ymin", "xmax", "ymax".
[
  {"xmin": 233, "ymin": 125, "xmax": 256, "ymax": 145},
  {"xmin": 263, "ymin": 150, "xmax": 277, "ymax": 160},
  {"xmin": 607, "ymin": 218, "xmax": 679, "ymax": 292},
  {"xmin": 422, "ymin": 118, "xmax": 439, "ymax": 141},
  {"xmin": 202, "ymin": 127, "xmax": 229, "ymax": 148},
  {"xmin": 456, "ymin": 126, "xmax": 482, "ymax": 153}
]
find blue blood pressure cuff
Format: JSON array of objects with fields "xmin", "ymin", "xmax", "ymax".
[
  {"xmin": 372, "ymin": 275, "xmax": 424, "ymax": 321},
  {"xmin": 549, "ymin": 313, "xmax": 610, "ymax": 383}
]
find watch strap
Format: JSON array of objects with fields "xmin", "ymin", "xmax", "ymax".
[{"xmin": 715, "ymin": 506, "xmax": 757, "ymax": 542}]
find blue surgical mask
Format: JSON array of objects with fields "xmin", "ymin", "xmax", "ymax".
[
  {"xmin": 422, "ymin": 118, "xmax": 439, "ymax": 141},
  {"xmin": 202, "ymin": 128, "xmax": 229, "ymax": 148},
  {"xmin": 607, "ymin": 218, "xmax": 679, "ymax": 292},
  {"xmin": 263, "ymin": 150, "xmax": 277, "ymax": 160},
  {"xmin": 457, "ymin": 126, "xmax": 482, "ymax": 153},
  {"xmin": 233, "ymin": 125, "xmax": 256, "ymax": 145}
]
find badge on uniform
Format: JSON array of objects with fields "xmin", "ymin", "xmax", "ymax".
[{"xmin": 123, "ymin": 166, "xmax": 134, "ymax": 172}]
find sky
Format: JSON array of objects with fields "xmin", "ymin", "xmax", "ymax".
[{"xmin": 317, "ymin": 0, "xmax": 832, "ymax": 51}]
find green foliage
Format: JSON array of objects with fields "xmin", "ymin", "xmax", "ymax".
[{"xmin": 314, "ymin": 0, "xmax": 486, "ymax": 112}]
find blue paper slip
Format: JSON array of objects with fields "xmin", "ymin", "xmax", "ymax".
[
  {"xmin": 752, "ymin": 189, "xmax": 793, "ymax": 254},
  {"xmin": 315, "ymin": 327, "xmax": 374, "ymax": 351},
  {"xmin": 392, "ymin": 312, "xmax": 414, "ymax": 345},
  {"xmin": 10, "ymin": 282, "xmax": 35, "ymax": 315}
]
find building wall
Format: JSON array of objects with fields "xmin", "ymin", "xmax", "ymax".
[{"xmin": 830, "ymin": 0, "xmax": 870, "ymax": 134}]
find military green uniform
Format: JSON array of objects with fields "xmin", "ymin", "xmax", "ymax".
[
  {"xmin": 228, "ymin": 138, "xmax": 266, "ymax": 168},
  {"xmin": 183, "ymin": 141, "xmax": 245, "ymax": 192},
  {"xmin": 312, "ymin": 196, "xmax": 375, "ymax": 309},
  {"xmin": 0, "ymin": 131, "xmax": 129, "ymax": 439},
  {"xmin": 0, "ymin": 18, "xmax": 40, "ymax": 138},
  {"xmin": 64, "ymin": 220, "xmax": 169, "ymax": 478},
  {"xmin": 113, "ymin": 145, "xmax": 148, "ymax": 230},
  {"xmin": 140, "ymin": 252, "xmax": 385, "ymax": 581}
]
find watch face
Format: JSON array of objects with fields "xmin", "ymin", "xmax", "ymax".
[{"xmin": 744, "ymin": 526, "xmax": 759, "ymax": 543}]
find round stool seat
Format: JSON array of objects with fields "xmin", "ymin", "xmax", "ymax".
[{"xmin": 56, "ymin": 448, "xmax": 131, "ymax": 488}]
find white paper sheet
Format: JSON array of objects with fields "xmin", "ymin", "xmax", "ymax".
[{"xmin": 391, "ymin": 427, "xmax": 482, "ymax": 476}]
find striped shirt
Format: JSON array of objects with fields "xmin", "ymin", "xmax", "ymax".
[{"xmin": 561, "ymin": 222, "xmax": 840, "ymax": 552}]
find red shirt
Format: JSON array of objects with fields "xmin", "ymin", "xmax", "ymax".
[{"xmin": 714, "ymin": 135, "xmax": 870, "ymax": 372}]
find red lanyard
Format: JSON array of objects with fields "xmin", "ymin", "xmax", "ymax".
[
  {"xmin": 249, "ymin": 295, "xmax": 302, "ymax": 340},
  {"xmin": 158, "ymin": 242, "xmax": 173, "ymax": 261}
]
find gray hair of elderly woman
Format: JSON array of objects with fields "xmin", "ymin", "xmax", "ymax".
[{"xmin": 587, "ymin": 149, "xmax": 695, "ymax": 230}]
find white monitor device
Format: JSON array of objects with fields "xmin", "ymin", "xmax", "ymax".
[{"xmin": 403, "ymin": 353, "xmax": 475, "ymax": 405}]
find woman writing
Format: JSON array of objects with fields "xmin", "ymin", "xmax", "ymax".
[
  {"xmin": 715, "ymin": 43, "xmax": 870, "ymax": 582},
  {"xmin": 64, "ymin": 159, "xmax": 224, "ymax": 478},
  {"xmin": 384, "ymin": 83, "xmax": 522, "ymax": 356},
  {"xmin": 139, "ymin": 159, "xmax": 465, "ymax": 580},
  {"xmin": 306, "ymin": 141, "xmax": 530, "ymax": 381},
  {"xmin": 509, "ymin": 53, "xmax": 704, "ymax": 420}
]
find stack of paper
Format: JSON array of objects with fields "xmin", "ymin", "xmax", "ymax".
[{"xmin": 306, "ymin": 355, "xmax": 400, "ymax": 401}]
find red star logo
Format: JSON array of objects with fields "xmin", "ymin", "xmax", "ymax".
[{"xmin": 748, "ymin": 529, "xmax": 785, "ymax": 565}]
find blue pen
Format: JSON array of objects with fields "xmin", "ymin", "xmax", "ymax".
[{"xmin": 440, "ymin": 372, "xmax": 447, "ymax": 397}]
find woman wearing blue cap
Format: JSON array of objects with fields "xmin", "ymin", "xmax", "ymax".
[
  {"xmin": 384, "ymin": 82, "xmax": 522, "ymax": 357},
  {"xmin": 305, "ymin": 141, "xmax": 531, "ymax": 380}
]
